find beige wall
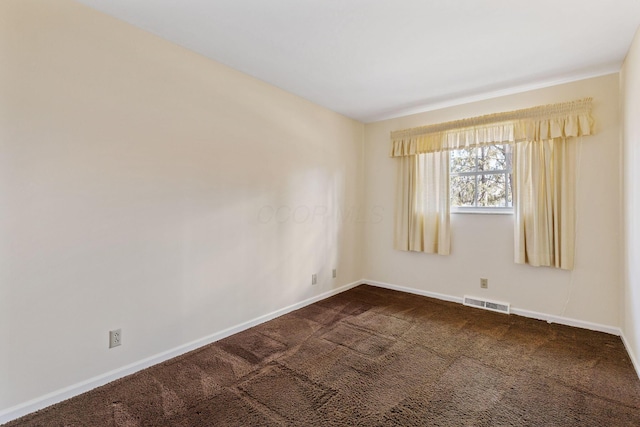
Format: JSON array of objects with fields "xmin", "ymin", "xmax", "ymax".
[
  {"xmin": 621, "ymin": 26, "xmax": 640, "ymax": 375},
  {"xmin": 0, "ymin": 0, "xmax": 364, "ymax": 411},
  {"xmin": 363, "ymin": 74, "xmax": 621, "ymax": 328},
  {"xmin": 0, "ymin": 0, "xmax": 635, "ymax": 419}
]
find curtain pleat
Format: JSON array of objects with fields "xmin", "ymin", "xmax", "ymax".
[
  {"xmin": 513, "ymin": 138, "xmax": 576, "ymax": 269},
  {"xmin": 394, "ymin": 152, "xmax": 450, "ymax": 255},
  {"xmin": 390, "ymin": 98, "xmax": 593, "ymax": 157}
]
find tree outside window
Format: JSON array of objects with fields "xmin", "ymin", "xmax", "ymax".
[{"xmin": 450, "ymin": 144, "xmax": 512, "ymax": 210}]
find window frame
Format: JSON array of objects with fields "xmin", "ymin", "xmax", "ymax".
[{"xmin": 449, "ymin": 144, "xmax": 514, "ymax": 214}]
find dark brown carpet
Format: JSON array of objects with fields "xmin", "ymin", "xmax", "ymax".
[{"xmin": 5, "ymin": 285, "xmax": 640, "ymax": 426}]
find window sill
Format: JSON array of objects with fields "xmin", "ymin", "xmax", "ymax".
[{"xmin": 451, "ymin": 208, "xmax": 513, "ymax": 215}]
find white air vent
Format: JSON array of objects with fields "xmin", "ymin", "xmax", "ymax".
[{"xmin": 463, "ymin": 296, "xmax": 510, "ymax": 314}]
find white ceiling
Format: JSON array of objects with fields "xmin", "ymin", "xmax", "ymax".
[{"xmin": 76, "ymin": 0, "xmax": 640, "ymax": 122}]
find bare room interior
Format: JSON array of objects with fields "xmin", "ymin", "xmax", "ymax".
[{"xmin": 2, "ymin": 0, "xmax": 640, "ymax": 425}]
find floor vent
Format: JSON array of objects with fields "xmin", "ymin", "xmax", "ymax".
[{"xmin": 463, "ymin": 296, "xmax": 510, "ymax": 314}]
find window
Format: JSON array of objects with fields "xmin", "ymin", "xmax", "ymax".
[
  {"xmin": 392, "ymin": 98, "xmax": 591, "ymax": 264},
  {"xmin": 450, "ymin": 144, "xmax": 512, "ymax": 212}
]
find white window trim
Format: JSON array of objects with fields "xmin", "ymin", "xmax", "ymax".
[
  {"xmin": 451, "ymin": 207, "xmax": 513, "ymax": 215},
  {"xmin": 450, "ymin": 144, "xmax": 513, "ymax": 214}
]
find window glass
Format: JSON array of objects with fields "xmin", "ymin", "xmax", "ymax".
[
  {"xmin": 450, "ymin": 145, "xmax": 512, "ymax": 211},
  {"xmin": 450, "ymin": 149, "xmax": 476, "ymax": 173}
]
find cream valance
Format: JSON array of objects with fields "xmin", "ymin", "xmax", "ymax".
[{"xmin": 390, "ymin": 98, "xmax": 594, "ymax": 157}]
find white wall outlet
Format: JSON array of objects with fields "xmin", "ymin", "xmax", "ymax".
[
  {"xmin": 109, "ymin": 329, "xmax": 122, "ymax": 348},
  {"xmin": 332, "ymin": 268, "xmax": 337, "ymax": 278},
  {"xmin": 480, "ymin": 278, "xmax": 488, "ymax": 289},
  {"xmin": 311, "ymin": 274, "xmax": 317, "ymax": 285}
]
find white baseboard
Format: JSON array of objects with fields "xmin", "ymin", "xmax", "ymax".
[
  {"xmin": 365, "ymin": 279, "xmax": 637, "ymax": 378},
  {"xmin": 620, "ymin": 330, "xmax": 640, "ymax": 380},
  {"xmin": 363, "ymin": 279, "xmax": 619, "ymax": 335},
  {"xmin": 509, "ymin": 307, "xmax": 621, "ymax": 336},
  {"xmin": 364, "ymin": 279, "xmax": 464, "ymax": 304},
  {"xmin": 0, "ymin": 280, "xmax": 362, "ymax": 425},
  {"xmin": 3, "ymin": 278, "xmax": 635, "ymax": 424}
]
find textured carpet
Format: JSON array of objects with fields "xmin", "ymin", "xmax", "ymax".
[{"xmin": 5, "ymin": 285, "xmax": 640, "ymax": 426}]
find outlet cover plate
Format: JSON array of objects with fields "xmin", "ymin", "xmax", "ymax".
[{"xmin": 109, "ymin": 329, "xmax": 122, "ymax": 348}]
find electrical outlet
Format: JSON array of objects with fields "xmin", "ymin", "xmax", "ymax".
[
  {"xmin": 109, "ymin": 329, "xmax": 122, "ymax": 348},
  {"xmin": 480, "ymin": 278, "xmax": 488, "ymax": 289},
  {"xmin": 332, "ymin": 268, "xmax": 337, "ymax": 278},
  {"xmin": 311, "ymin": 274, "xmax": 317, "ymax": 285}
]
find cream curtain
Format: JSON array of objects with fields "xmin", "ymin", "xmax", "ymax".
[
  {"xmin": 394, "ymin": 152, "xmax": 450, "ymax": 254},
  {"xmin": 513, "ymin": 138, "xmax": 577, "ymax": 269},
  {"xmin": 391, "ymin": 98, "xmax": 593, "ymax": 268},
  {"xmin": 390, "ymin": 98, "xmax": 593, "ymax": 155}
]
